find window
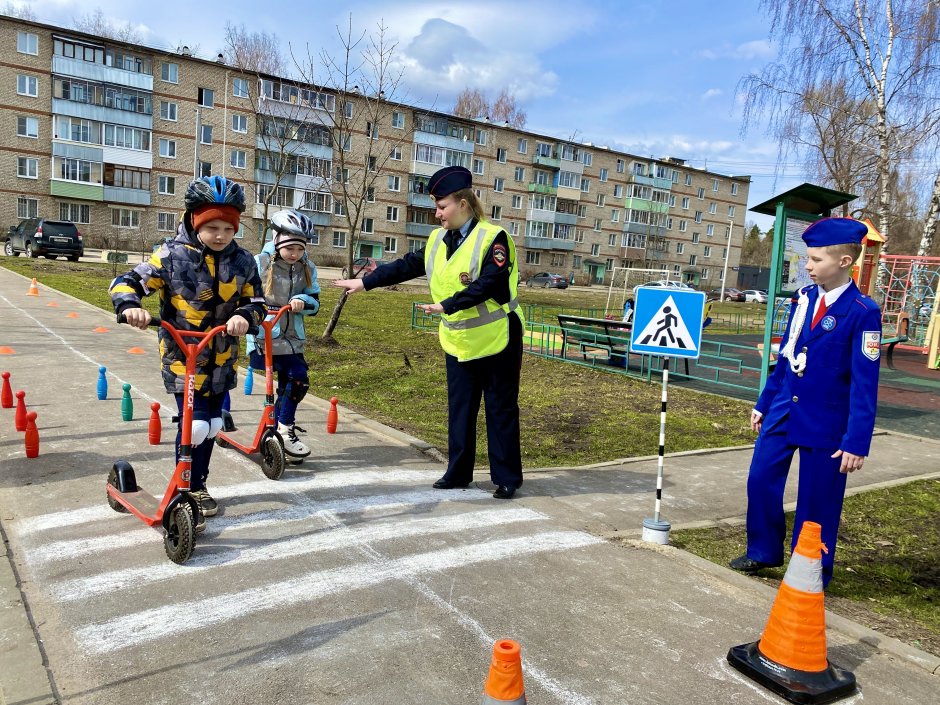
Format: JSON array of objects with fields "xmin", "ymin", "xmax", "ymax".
[
  {"xmin": 408, "ymin": 238, "xmax": 423, "ymax": 253},
  {"xmin": 582, "ymin": 152, "xmax": 592, "ymax": 166},
  {"xmin": 525, "ymin": 251, "xmax": 540, "ymax": 265},
  {"xmin": 611, "ymin": 209, "xmax": 620, "ymax": 223},
  {"xmin": 332, "ymin": 230, "xmax": 346, "ymax": 248},
  {"xmin": 230, "ymin": 149, "xmax": 246, "ymax": 169},
  {"xmin": 60, "ymin": 203, "xmax": 90, "ymax": 223},
  {"xmin": 712, "ymin": 178, "xmax": 719, "ymax": 192},
  {"xmin": 54, "ymin": 156, "xmax": 100, "ymax": 183},
  {"xmin": 387, "ymin": 175, "xmax": 400, "ymax": 191},
  {"xmin": 159, "ymin": 138, "xmax": 176, "ymax": 158},
  {"xmin": 689, "ymin": 254, "xmax": 698, "ymax": 266},
  {"xmin": 685, "ymin": 173, "xmax": 692, "ymax": 186},
  {"xmin": 706, "ymin": 224, "xmax": 714, "ymax": 236},
  {"xmin": 161, "ymin": 62, "xmax": 179, "ymax": 83},
  {"xmin": 334, "ymin": 167, "xmax": 349, "ymax": 184},
  {"xmin": 491, "ymin": 205, "xmax": 502, "ymax": 220},
  {"xmin": 476, "ymin": 129, "xmax": 487, "ymax": 146},
  {"xmin": 343, "ymin": 101, "xmax": 353, "ymax": 118},
  {"xmin": 509, "ymin": 222, "xmax": 519, "ymax": 235},
  {"xmin": 17, "ymin": 32, "xmax": 38, "ymax": 55},
  {"xmin": 361, "ymin": 218, "xmax": 374, "ymax": 234},
  {"xmin": 591, "ymin": 243, "xmax": 600, "ymax": 256},
  {"xmin": 391, "ymin": 111, "xmax": 404, "ymax": 129},
  {"xmin": 199, "ymin": 161, "xmax": 211, "ymax": 177},
  {"xmin": 511, "ymin": 195, "xmax": 522, "ymax": 209},
  {"xmin": 17, "ymin": 74, "xmax": 38, "ymax": 97},
  {"xmin": 386, "ymin": 206, "xmax": 399, "ymax": 222},
  {"xmin": 599, "ymin": 167, "xmax": 608, "ymax": 182},
  {"xmin": 606, "ymin": 258, "xmax": 615, "ymax": 271},
  {"xmin": 676, "ymin": 242, "xmax": 685, "ymax": 254},
  {"xmin": 681, "ymin": 197, "xmax": 690, "ymax": 209},
  {"xmin": 390, "ymin": 146, "xmax": 402, "ymax": 161},
  {"xmin": 496, "ymin": 148, "xmax": 507, "ymax": 163},
  {"xmin": 198, "ymin": 87, "xmax": 214, "ymax": 107},
  {"xmin": 697, "ymin": 187, "xmax": 705, "ymax": 199},
  {"xmin": 159, "ymin": 101, "xmax": 177, "ymax": 121},
  {"xmin": 17, "ymin": 157, "xmax": 38, "ymax": 179},
  {"xmin": 596, "ymin": 194, "xmax": 606, "ymax": 207},
  {"xmin": 608, "ymin": 233, "xmax": 617, "ymax": 246},
  {"xmin": 517, "ymin": 138, "xmax": 527, "ymax": 153},
  {"xmin": 694, "ymin": 211, "xmax": 703, "ymax": 223},
  {"xmin": 231, "ymin": 114, "xmax": 248, "ymax": 133},
  {"xmin": 728, "ymin": 205, "xmax": 736, "ymax": 218},
  {"xmin": 578, "ymin": 204, "xmax": 587, "ymax": 218},
  {"xmin": 704, "ymin": 246, "xmax": 712, "ymax": 258},
  {"xmin": 157, "ymin": 212, "xmax": 176, "ymax": 231},
  {"xmin": 708, "ymin": 202, "xmax": 717, "ymax": 215},
  {"xmin": 701, "ymin": 269, "xmax": 709, "ymax": 281},
  {"xmin": 17, "ymin": 116, "xmax": 38, "ymax": 138},
  {"xmin": 366, "ymin": 187, "xmax": 375, "ymax": 202},
  {"xmin": 385, "ymin": 236, "xmax": 398, "ymax": 253},
  {"xmin": 232, "ymin": 78, "xmax": 249, "ymax": 98},
  {"xmin": 472, "ymin": 159, "xmax": 484, "ymax": 175},
  {"xmin": 692, "ymin": 232, "xmax": 700, "ymax": 244},
  {"xmin": 573, "ymin": 255, "xmax": 582, "ymax": 268},
  {"xmin": 613, "ymin": 184, "xmax": 623, "ymax": 198},
  {"xmin": 108, "ymin": 166, "xmax": 150, "ymax": 190},
  {"xmin": 594, "ymin": 218, "xmax": 601, "ymax": 231},
  {"xmin": 493, "ymin": 177, "xmax": 504, "ymax": 193},
  {"xmin": 341, "ymin": 135, "xmax": 351, "ymax": 151},
  {"xmin": 158, "ymin": 175, "xmax": 176, "ymax": 194},
  {"xmin": 200, "ymin": 124, "xmax": 213, "ymax": 144},
  {"xmin": 731, "ymin": 183, "xmax": 739, "ymax": 196},
  {"xmin": 112, "ymin": 208, "xmax": 141, "ymax": 228},
  {"xmin": 679, "ymin": 220, "xmax": 687, "ymax": 232},
  {"xmin": 17, "ymin": 196, "xmax": 38, "ymax": 219},
  {"xmin": 333, "ymin": 199, "xmax": 346, "ymax": 216},
  {"xmin": 616, "ymin": 159, "xmax": 625, "ymax": 173},
  {"xmin": 580, "ymin": 178, "xmax": 590, "ymax": 193},
  {"xmin": 514, "ymin": 166, "xmax": 525, "ymax": 182},
  {"xmin": 365, "ymin": 121, "xmax": 379, "ymax": 140}
]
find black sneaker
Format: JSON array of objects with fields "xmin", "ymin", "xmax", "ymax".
[
  {"xmin": 729, "ymin": 554, "xmax": 782, "ymax": 574},
  {"xmin": 190, "ymin": 489, "xmax": 218, "ymax": 517}
]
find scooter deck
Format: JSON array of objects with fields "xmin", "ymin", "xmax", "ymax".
[
  {"xmin": 111, "ymin": 487, "xmax": 163, "ymax": 527},
  {"xmin": 217, "ymin": 426, "xmax": 264, "ymax": 454}
]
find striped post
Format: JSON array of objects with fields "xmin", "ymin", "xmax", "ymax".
[{"xmin": 642, "ymin": 357, "xmax": 671, "ymax": 544}]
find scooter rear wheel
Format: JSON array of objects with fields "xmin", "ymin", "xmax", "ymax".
[
  {"xmin": 163, "ymin": 503, "xmax": 196, "ymax": 564},
  {"xmin": 106, "ymin": 466, "xmax": 129, "ymax": 513},
  {"xmin": 261, "ymin": 436, "xmax": 286, "ymax": 480}
]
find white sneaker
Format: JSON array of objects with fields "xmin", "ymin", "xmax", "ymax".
[{"xmin": 278, "ymin": 422, "xmax": 311, "ymax": 459}]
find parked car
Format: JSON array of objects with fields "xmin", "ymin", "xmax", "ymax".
[
  {"xmin": 632, "ymin": 280, "xmax": 693, "ymax": 296},
  {"xmin": 707, "ymin": 287, "xmax": 746, "ymax": 302},
  {"xmin": 743, "ymin": 289, "xmax": 768, "ymax": 304},
  {"xmin": 526, "ymin": 272, "xmax": 568, "ymax": 289},
  {"xmin": 4, "ymin": 218, "xmax": 84, "ymax": 261},
  {"xmin": 341, "ymin": 257, "xmax": 379, "ymax": 278}
]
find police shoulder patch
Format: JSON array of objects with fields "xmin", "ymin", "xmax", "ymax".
[
  {"xmin": 492, "ymin": 243, "xmax": 507, "ymax": 267},
  {"xmin": 862, "ymin": 331, "xmax": 880, "ymax": 361}
]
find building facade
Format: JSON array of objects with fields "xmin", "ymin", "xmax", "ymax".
[{"xmin": 2, "ymin": 16, "xmax": 749, "ymax": 287}]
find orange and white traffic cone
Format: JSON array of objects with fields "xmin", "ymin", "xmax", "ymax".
[
  {"xmin": 727, "ymin": 521, "xmax": 856, "ymax": 704},
  {"xmin": 26, "ymin": 278, "xmax": 39, "ymax": 296},
  {"xmin": 481, "ymin": 639, "xmax": 526, "ymax": 704}
]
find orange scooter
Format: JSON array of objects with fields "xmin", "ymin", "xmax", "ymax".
[
  {"xmin": 215, "ymin": 304, "xmax": 291, "ymax": 480},
  {"xmin": 107, "ymin": 314, "xmax": 229, "ymax": 564}
]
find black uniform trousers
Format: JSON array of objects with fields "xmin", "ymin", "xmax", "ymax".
[{"xmin": 442, "ymin": 313, "xmax": 523, "ymax": 489}]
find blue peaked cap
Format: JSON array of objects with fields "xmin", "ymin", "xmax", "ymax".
[
  {"xmin": 802, "ymin": 217, "xmax": 867, "ymax": 247},
  {"xmin": 428, "ymin": 166, "xmax": 472, "ymax": 198}
]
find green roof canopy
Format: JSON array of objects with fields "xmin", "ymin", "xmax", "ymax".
[{"xmin": 750, "ymin": 182, "xmax": 855, "ymax": 217}]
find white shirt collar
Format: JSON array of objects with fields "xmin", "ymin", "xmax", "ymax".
[{"xmin": 817, "ymin": 280, "xmax": 852, "ymax": 308}]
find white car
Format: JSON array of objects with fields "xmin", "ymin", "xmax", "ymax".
[
  {"xmin": 632, "ymin": 280, "xmax": 694, "ymax": 296},
  {"xmin": 743, "ymin": 289, "xmax": 768, "ymax": 304}
]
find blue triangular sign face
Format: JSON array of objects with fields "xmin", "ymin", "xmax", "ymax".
[
  {"xmin": 635, "ymin": 296, "xmax": 696, "ymax": 349},
  {"xmin": 630, "ymin": 289, "xmax": 705, "ymax": 358}
]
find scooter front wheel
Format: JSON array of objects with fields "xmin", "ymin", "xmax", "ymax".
[
  {"xmin": 163, "ymin": 503, "xmax": 196, "ymax": 564},
  {"xmin": 107, "ymin": 466, "xmax": 129, "ymax": 513},
  {"xmin": 261, "ymin": 436, "xmax": 286, "ymax": 480}
]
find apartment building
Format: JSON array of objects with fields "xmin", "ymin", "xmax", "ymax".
[{"xmin": 2, "ymin": 15, "xmax": 749, "ymax": 287}]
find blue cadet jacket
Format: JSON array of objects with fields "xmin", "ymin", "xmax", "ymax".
[{"xmin": 755, "ymin": 280, "xmax": 881, "ymax": 456}]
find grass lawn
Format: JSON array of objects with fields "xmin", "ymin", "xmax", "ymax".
[{"xmin": 672, "ymin": 478, "xmax": 940, "ymax": 657}]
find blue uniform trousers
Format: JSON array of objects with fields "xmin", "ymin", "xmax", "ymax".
[
  {"xmin": 442, "ymin": 315, "xmax": 523, "ymax": 488},
  {"xmin": 746, "ymin": 421, "xmax": 848, "ymax": 587}
]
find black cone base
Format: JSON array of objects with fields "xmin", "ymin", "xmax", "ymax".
[{"xmin": 727, "ymin": 641, "xmax": 856, "ymax": 705}]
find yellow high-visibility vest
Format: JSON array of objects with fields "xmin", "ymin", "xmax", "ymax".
[{"xmin": 424, "ymin": 220, "xmax": 524, "ymax": 361}]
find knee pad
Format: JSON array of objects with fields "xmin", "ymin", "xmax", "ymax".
[
  {"xmin": 208, "ymin": 417, "xmax": 224, "ymax": 439},
  {"xmin": 191, "ymin": 420, "xmax": 211, "ymax": 446},
  {"xmin": 285, "ymin": 377, "xmax": 310, "ymax": 403}
]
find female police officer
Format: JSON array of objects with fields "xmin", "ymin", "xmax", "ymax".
[{"xmin": 332, "ymin": 165, "xmax": 524, "ymax": 498}]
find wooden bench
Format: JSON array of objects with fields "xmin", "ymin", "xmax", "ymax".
[
  {"xmin": 883, "ymin": 312, "xmax": 910, "ymax": 368},
  {"xmin": 556, "ymin": 314, "xmax": 690, "ymax": 374}
]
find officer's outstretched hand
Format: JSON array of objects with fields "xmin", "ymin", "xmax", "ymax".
[
  {"xmin": 831, "ymin": 449, "xmax": 865, "ymax": 474},
  {"xmin": 417, "ymin": 303, "xmax": 444, "ymax": 314},
  {"xmin": 332, "ymin": 279, "xmax": 365, "ymax": 294}
]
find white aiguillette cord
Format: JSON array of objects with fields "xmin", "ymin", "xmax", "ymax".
[{"xmin": 780, "ymin": 291, "xmax": 809, "ymax": 374}]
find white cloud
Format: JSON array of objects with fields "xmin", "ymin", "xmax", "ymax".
[
  {"xmin": 701, "ymin": 88, "xmax": 723, "ymax": 100},
  {"xmin": 700, "ymin": 39, "xmax": 775, "ymax": 61}
]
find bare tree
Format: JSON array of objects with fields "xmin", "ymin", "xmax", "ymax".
[
  {"xmin": 294, "ymin": 16, "xmax": 412, "ymax": 343},
  {"xmin": 453, "ymin": 88, "xmax": 489, "ymax": 120},
  {"xmin": 453, "ymin": 87, "xmax": 527, "ymax": 128},
  {"xmin": 739, "ymin": 0, "xmax": 940, "ymax": 249},
  {"xmin": 1, "ymin": 2, "xmax": 36, "ymax": 20},
  {"xmin": 491, "ymin": 89, "xmax": 527, "ymax": 128},
  {"xmin": 73, "ymin": 8, "xmax": 143, "ymax": 44},
  {"xmin": 223, "ymin": 23, "xmax": 286, "ymax": 76}
]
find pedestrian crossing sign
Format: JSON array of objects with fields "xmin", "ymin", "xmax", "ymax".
[{"xmin": 630, "ymin": 288, "xmax": 706, "ymax": 359}]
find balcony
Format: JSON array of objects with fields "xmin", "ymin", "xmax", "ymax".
[
  {"xmin": 413, "ymin": 131, "xmax": 475, "ymax": 154},
  {"xmin": 554, "ymin": 211, "xmax": 578, "ymax": 226},
  {"xmin": 408, "ymin": 192, "xmax": 435, "ymax": 209},
  {"xmin": 527, "ymin": 182, "xmax": 557, "ymax": 195},
  {"xmin": 52, "ymin": 98, "xmax": 152, "ymax": 130},
  {"xmin": 524, "ymin": 236, "xmax": 575, "ymax": 251},
  {"xmin": 621, "ymin": 246, "xmax": 646, "ymax": 260},
  {"xmin": 298, "ymin": 212, "xmax": 331, "ymax": 226},
  {"xmin": 556, "ymin": 185, "xmax": 581, "ymax": 201},
  {"xmin": 526, "ymin": 207, "xmax": 555, "ymax": 223},
  {"xmin": 623, "ymin": 221, "xmax": 667, "ymax": 238},
  {"xmin": 624, "ymin": 197, "xmax": 670, "ymax": 215},
  {"xmin": 532, "ymin": 153, "xmax": 560, "ymax": 170},
  {"xmin": 406, "ymin": 222, "xmax": 435, "ymax": 237},
  {"xmin": 50, "ymin": 180, "xmax": 104, "ymax": 201},
  {"xmin": 104, "ymin": 185, "xmax": 151, "ymax": 206},
  {"xmin": 631, "ymin": 174, "xmax": 673, "ymax": 190},
  {"xmin": 52, "ymin": 55, "xmax": 153, "ymax": 91}
]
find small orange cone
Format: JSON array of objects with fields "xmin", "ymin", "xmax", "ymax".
[
  {"xmin": 127, "ymin": 347, "xmax": 147, "ymax": 355},
  {"xmin": 93, "ymin": 327, "xmax": 110, "ymax": 333},
  {"xmin": 727, "ymin": 521, "xmax": 856, "ymax": 703},
  {"xmin": 47, "ymin": 301, "xmax": 59, "ymax": 307},
  {"xmin": 481, "ymin": 639, "xmax": 526, "ymax": 704},
  {"xmin": 24, "ymin": 411, "xmax": 39, "ymax": 458},
  {"xmin": 0, "ymin": 347, "xmax": 15, "ymax": 355},
  {"xmin": 327, "ymin": 396, "xmax": 338, "ymax": 433},
  {"xmin": 26, "ymin": 278, "xmax": 39, "ymax": 296},
  {"xmin": 66, "ymin": 312, "xmax": 80, "ymax": 318}
]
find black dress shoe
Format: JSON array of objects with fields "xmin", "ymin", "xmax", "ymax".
[
  {"xmin": 492, "ymin": 485, "xmax": 516, "ymax": 499},
  {"xmin": 433, "ymin": 478, "xmax": 471, "ymax": 489},
  {"xmin": 729, "ymin": 554, "xmax": 782, "ymax": 574}
]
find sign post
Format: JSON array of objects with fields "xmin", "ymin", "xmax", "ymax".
[{"xmin": 630, "ymin": 287, "xmax": 706, "ymax": 544}]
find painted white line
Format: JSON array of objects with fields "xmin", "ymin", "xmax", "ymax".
[
  {"xmin": 53, "ymin": 507, "xmax": 545, "ymax": 601},
  {"xmin": 26, "ymin": 486, "xmax": 493, "ymax": 565},
  {"xmin": 13, "ymin": 467, "xmax": 433, "ymax": 536},
  {"xmin": 75, "ymin": 531, "xmax": 602, "ymax": 653}
]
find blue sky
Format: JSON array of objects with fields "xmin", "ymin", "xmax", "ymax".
[{"xmin": 19, "ymin": 0, "xmax": 801, "ymax": 230}]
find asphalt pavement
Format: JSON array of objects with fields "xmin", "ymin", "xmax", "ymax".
[{"xmin": 1, "ymin": 266, "xmax": 938, "ymax": 705}]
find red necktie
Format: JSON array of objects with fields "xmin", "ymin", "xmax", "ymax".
[{"xmin": 811, "ymin": 297, "xmax": 828, "ymax": 329}]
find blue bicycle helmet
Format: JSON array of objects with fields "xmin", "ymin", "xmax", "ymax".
[{"xmin": 184, "ymin": 175, "xmax": 246, "ymax": 213}]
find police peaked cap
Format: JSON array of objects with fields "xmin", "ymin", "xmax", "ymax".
[
  {"xmin": 801, "ymin": 217, "xmax": 867, "ymax": 247},
  {"xmin": 428, "ymin": 166, "xmax": 472, "ymax": 198}
]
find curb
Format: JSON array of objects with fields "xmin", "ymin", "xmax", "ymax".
[{"xmin": 624, "ymin": 538, "xmax": 940, "ymax": 676}]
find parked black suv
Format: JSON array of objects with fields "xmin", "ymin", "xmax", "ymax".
[{"xmin": 4, "ymin": 219, "xmax": 84, "ymax": 261}]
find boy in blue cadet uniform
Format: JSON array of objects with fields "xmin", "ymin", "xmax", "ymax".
[
  {"xmin": 332, "ymin": 166, "xmax": 525, "ymax": 499},
  {"xmin": 110, "ymin": 176, "xmax": 266, "ymax": 527},
  {"xmin": 730, "ymin": 217, "xmax": 881, "ymax": 587}
]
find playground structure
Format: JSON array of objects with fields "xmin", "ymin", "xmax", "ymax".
[{"xmin": 871, "ymin": 254, "xmax": 940, "ymax": 363}]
